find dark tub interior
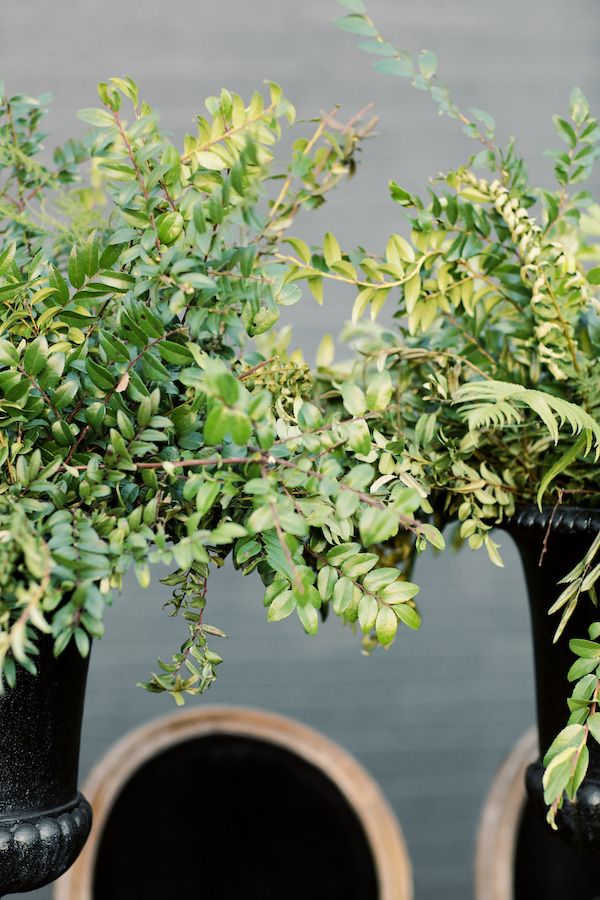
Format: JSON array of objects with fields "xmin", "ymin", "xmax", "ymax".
[{"xmin": 93, "ymin": 733, "xmax": 379, "ymax": 899}]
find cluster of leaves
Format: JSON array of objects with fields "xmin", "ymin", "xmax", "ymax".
[
  {"xmin": 313, "ymin": 0, "xmax": 600, "ymax": 824},
  {"xmin": 0, "ymin": 74, "xmax": 445, "ymax": 709},
  {"xmin": 0, "ymin": 500, "xmax": 55, "ymax": 683},
  {"xmin": 3, "ymin": 0, "xmax": 600, "ymax": 827},
  {"xmin": 543, "ymin": 532, "xmax": 600, "ymax": 826}
]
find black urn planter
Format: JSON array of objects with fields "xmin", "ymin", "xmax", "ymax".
[
  {"xmin": 0, "ymin": 636, "xmax": 92, "ymax": 896},
  {"xmin": 508, "ymin": 506, "xmax": 600, "ymax": 856}
]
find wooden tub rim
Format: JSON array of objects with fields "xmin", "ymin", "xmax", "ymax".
[
  {"xmin": 55, "ymin": 704, "xmax": 413, "ymax": 900},
  {"xmin": 474, "ymin": 726, "xmax": 538, "ymax": 900}
]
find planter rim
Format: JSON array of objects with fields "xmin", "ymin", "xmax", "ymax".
[{"xmin": 507, "ymin": 504, "xmax": 600, "ymax": 535}]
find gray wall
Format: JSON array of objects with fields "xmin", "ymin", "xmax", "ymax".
[{"xmin": 1, "ymin": 1, "xmax": 599, "ymax": 897}]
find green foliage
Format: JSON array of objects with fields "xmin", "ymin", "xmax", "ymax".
[
  {"xmin": 3, "ymin": 3, "xmax": 600, "ymax": 832},
  {"xmin": 329, "ymin": 0, "xmax": 600, "ymax": 824},
  {"xmin": 0, "ymin": 74, "xmax": 441, "ymax": 707},
  {"xmin": 546, "ymin": 600, "xmax": 600, "ymax": 827}
]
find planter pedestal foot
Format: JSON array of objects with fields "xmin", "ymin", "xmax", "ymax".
[{"xmin": 0, "ymin": 795, "xmax": 92, "ymax": 896}]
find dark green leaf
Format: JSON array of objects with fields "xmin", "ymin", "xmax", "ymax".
[{"xmin": 85, "ymin": 358, "xmax": 116, "ymax": 391}]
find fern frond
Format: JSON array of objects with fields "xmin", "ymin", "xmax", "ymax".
[
  {"xmin": 459, "ymin": 399, "xmax": 522, "ymax": 432},
  {"xmin": 454, "ymin": 380, "xmax": 600, "ymax": 455}
]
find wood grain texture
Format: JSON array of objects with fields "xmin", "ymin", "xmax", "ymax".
[{"xmin": 475, "ymin": 728, "xmax": 537, "ymax": 900}]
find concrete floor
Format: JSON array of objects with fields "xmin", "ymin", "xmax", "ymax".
[{"xmin": 1, "ymin": 0, "xmax": 599, "ymax": 896}]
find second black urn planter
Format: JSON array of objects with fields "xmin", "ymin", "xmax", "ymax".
[
  {"xmin": 508, "ymin": 506, "xmax": 600, "ymax": 855},
  {"xmin": 0, "ymin": 636, "xmax": 92, "ymax": 896}
]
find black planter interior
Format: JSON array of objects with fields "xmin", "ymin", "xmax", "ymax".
[{"xmin": 93, "ymin": 733, "xmax": 379, "ymax": 900}]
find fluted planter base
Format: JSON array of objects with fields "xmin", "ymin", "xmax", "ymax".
[
  {"xmin": 0, "ymin": 795, "xmax": 92, "ymax": 896},
  {"xmin": 0, "ymin": 636, "xmax": 91, "ymax": 896}
]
